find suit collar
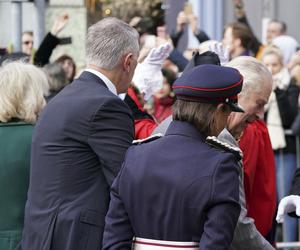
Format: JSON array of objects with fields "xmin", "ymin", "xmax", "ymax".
[
  {"xmin": 84, "ymin": 69, "xmax": 117, "ymax": 95},
  {"xmin": 78, "ymin": 71, "xmax": 107, "ymax": 87},
  {"xmin": 78, "ymin": 71, "xmax": 117, "ymax": 95},
  {"xmin": 165, "ymin": 120, "xmax": 206, "ymax": 142}
]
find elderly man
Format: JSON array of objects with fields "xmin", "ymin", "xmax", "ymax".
[
  {"xmin": 103, "ymin": 64, "xmax": 244, "ymax": 250},
  {"xmin": 19, "ymin": 17, "xmax": 139, "ymax": 250},
  {"xmin": 266, "ymin": 20, "xmax": 287, "ymax": 44},
  {"xmin": 221, "ymin": 56, "xmax": 275, "ymax": 250}
]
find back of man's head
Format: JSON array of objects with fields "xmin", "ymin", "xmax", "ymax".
[
  {"xmin": 226, "ymin": 56, "xmax": 272, "ymax": 96},
  {"xmin": 86, "ymin": 17, "xmax": 139, "ymax": 70}
]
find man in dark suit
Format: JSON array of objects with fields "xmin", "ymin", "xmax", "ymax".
[
  {"xmin": 19, "ymin": 17, "xmax": 139, "ymax": 250},
  {"xmin": 103, "ymin": 64, "xmax": 244, "ymax": 250}
]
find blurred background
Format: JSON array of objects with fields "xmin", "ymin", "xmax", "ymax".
[{"xmin": 1, "ymin": 0, "xmax": 300, "ymax": 68}]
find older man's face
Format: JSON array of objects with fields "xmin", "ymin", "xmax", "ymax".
[
  {"xmin": 226, "ymin": 77, "xmax": 272, "ymax": 139},
  {"xmin": 266, "ymin": 22, "xmax": 283, "ymax": 44}
]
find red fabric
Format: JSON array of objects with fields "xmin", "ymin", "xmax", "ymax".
[
  {"xmin": 239, "ymin": 120, "xmax": 277, "ymax": 237},
  {"xmin": 153, "ymin": 96, "xmax": 174, "ymax": 124},
  {"xmin": 134, "ymin": 119, "xmax": 157, "ymax": 140},
  {"xmin": 127, "ymin": 88, "xmax": 157, "ymax": 140}
]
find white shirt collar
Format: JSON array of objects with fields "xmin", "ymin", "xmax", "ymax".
[{"xmin": 84, "ymin": 68, "xmax": 117, "ymax": 96}]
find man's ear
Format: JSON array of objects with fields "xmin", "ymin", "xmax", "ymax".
[
  {"xmin": 216, "ymin": 103, "xmax": 227, "ymax": 112},
  {"xmin": 213, "ymin": 103, "xmax": 225, "ymax": 124},
  {"xmin": 216, "ymin": 103, "xmax": 224, "ymax": 110},
  {"xmin": 123, "ymin": 53, "xmax": 133, "ymax": 73}
]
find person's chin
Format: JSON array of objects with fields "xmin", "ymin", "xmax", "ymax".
[{"xmin": 246, "ymin": 116, "xmax": 257, "ymax": 124}]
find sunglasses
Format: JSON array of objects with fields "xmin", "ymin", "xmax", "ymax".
[{"xmin": 22, "ymin": 41, "xmax": 33, "ymax": 45}]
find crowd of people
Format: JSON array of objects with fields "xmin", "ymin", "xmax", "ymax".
[{"xmin": 1, "ymin": 0, "xmax": 300, "ymax": 249}]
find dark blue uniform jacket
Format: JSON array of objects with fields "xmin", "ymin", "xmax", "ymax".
[{"xmin": 103, "ymin": 120, "xmax": 241, "ymax": 250}]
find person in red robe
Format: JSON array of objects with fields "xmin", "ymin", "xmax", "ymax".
[{"xmin": 239, "ymin": 119, "xmax": 277, "ymax": 243}]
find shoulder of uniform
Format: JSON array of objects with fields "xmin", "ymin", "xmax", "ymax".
[
  {"xmin": 206, "ymin": 136, "xmax": 243, "ymax": 161},
  {"xmin": 132, "ymin": 133, "xmax": 163, "ymax": 145}
]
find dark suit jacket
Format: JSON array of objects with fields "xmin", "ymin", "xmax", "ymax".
[
  {"xmin": 20, "ymin": 71, "xmax": 134, "ymax": 250},
  {"xmin": 103, "ymin": 121, "xmax": 241, "ymax": 250}
]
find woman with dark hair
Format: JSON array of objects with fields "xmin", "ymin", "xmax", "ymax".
[
  {"xmin": 43, "ymin": 63, "xmax": 69, "ymax": 102},
  {"xmin": 152, "ymin": 67, "xmax": 176, "ymax": 123},
  {"xmin": 54, "ymin": 54, "xmax": 76, "ymax": 83}
]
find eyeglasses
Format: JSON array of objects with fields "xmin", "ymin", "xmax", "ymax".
[{"xmin": 22, "ymin": 41, "xmax": 33, "ymax": 45}]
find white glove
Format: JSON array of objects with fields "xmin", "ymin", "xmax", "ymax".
[
  {"xmin": 208, "ymin": 42, "xmax": 229, "ymax": 65},
  {"xmin": 132, "ymin": 43, "xmax": 172, "ymax": 101},
  {"xmin": 276, "ymin": 195, "xmax": 300, "ymax": 223}
]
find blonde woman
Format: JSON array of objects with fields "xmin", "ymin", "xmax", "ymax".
[{"xmin": 0, "ymin": 62, "xmax": 48, "ymax": 250}]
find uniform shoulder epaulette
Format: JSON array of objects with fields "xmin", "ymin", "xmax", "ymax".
[
  {"xmin": 132, "ymin": 133, "xmax": 163, "ymax": 145},
  {"xmin": 206, "ymin": 136, "xmax": 243, "ymax": 161}
]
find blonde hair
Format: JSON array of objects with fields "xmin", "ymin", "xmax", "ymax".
[
  {"xmin": 262, "ymin": 46, "xmax": 284, "ymax": 65},
  {"xmin": 0, "ymin": 62, "xmax": 49, "ymax": 124}
]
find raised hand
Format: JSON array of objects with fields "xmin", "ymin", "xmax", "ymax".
[
  {"xmin": 188, "ymin": 14, "xmax": 198, "ymax": 34},
  {"xmin": 208, "ymin": 42, "xmax": 230, "ymax": 65},
  {"xmin": 232, "ymin": 0, "xmax": 245, "ymax": 18},
  {"xmin": 176, "ymin": 11, "xmax": 188, "ymax": 32},
  {"xmin": 51, "ymin": 12, "xmax": 69, "ymax": 36},
  {"xmin": 132, "ymin": 43, "xmax": 172, "ymax": 101}
]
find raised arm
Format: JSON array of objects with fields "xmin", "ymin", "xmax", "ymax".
[{"xmin": 34, "ymin": 13, "xmax": 69, "ymax": 66}]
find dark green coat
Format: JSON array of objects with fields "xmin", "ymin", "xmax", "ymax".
[{"xmin": 0, "ymin": 121, "xmax": 33, "ymax": 250}]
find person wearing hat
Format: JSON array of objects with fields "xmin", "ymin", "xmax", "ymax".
[
  {"xmin": 103, "ymin": 64, "xmax": 244, "ymax": 250},
  {"xmin": 153, "ymin": 54, "xmax": 275, "ymax": 249}
]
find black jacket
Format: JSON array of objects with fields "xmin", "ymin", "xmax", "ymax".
[{"xmin": 34, "ymin": 32, "xmax": 60, "ymax": 67}]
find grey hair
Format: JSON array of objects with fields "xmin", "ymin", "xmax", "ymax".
[
  {"xmin": 262, "ymin": 46, "xmax": 284, "ymax": 64},
  {"xmin": 226, "ymin": 56, "xmax": 272, "ymax": 95},
  {"xmin": 86, "ymin": 17, "xmax": 139, "ymax": 70},
  {"xmin": 43, "ymin": 63, "xmax": 68, "ymax": 92}
]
